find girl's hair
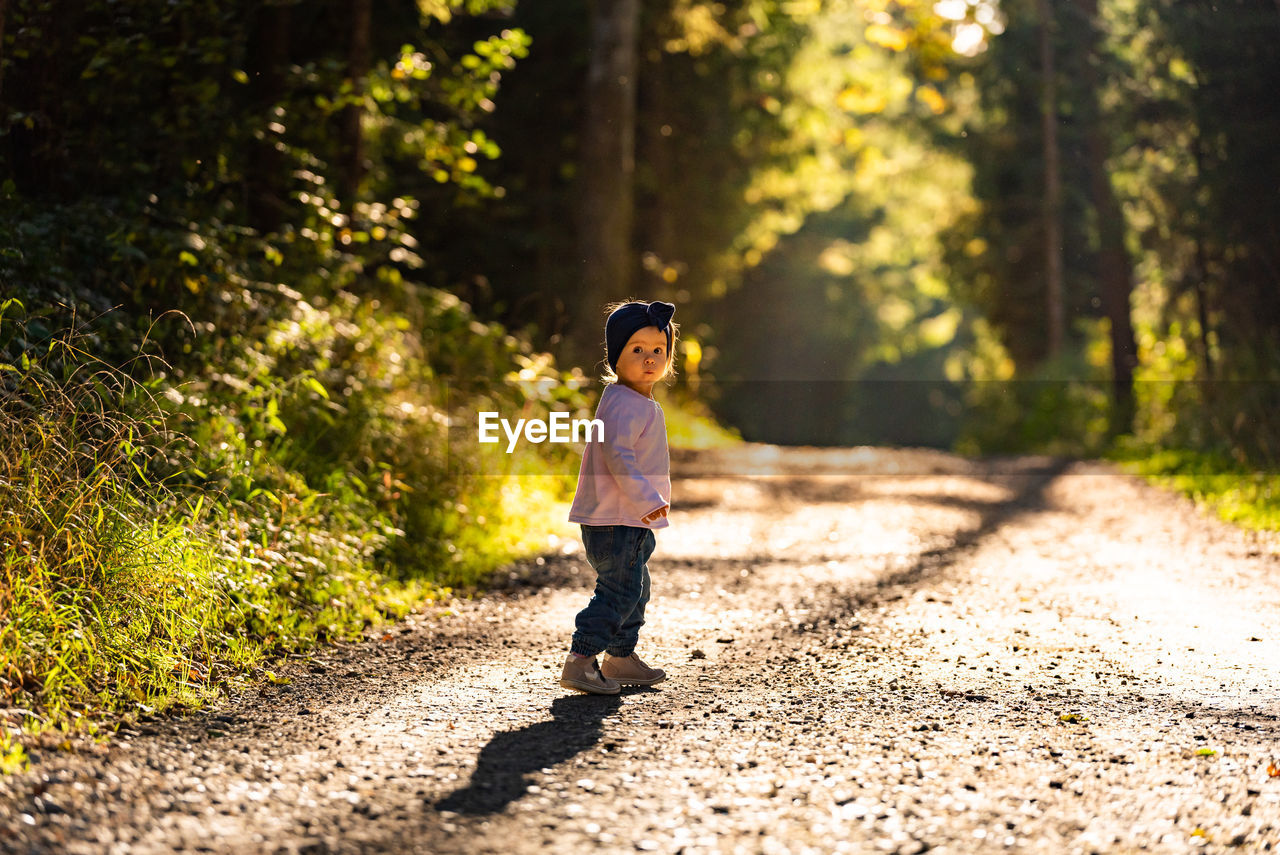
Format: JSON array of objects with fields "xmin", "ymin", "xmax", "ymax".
[{"xmin": 600, "ymin": 299, "xmax": 680, "ymax": 386}]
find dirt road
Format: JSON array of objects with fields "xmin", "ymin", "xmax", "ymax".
[{"xmin": 3, "ymin": 447, "xmax": 1279, "ymax": 854}]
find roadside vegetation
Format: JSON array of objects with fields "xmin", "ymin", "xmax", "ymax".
[
  {"xmin": 0, "ymin": 284, "xmax": 730, "ymax": 771},
  {"xmin": 3, "ymin": 0, "xmax": 1277, "ymax": 773},
  {"xmin": 0, "ymin": 292, "xmax": 589, "ymax": 771},
  {"xmin": 1108, "ymin": 443, "xmax": 1280, "ymax": 533}
]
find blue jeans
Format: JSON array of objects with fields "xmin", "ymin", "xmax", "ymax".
[{"xmin": 571, "ymin": 525, "xmax": 656, "ymax": 658}]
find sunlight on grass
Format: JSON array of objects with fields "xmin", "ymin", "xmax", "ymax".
[
  {"xmin": 0, "ymin": 731, "xmax": 29, "ymax": 774},
  {"xmin": 1109, "ymin": 443, "xmax": 1280, "ymax": 532},
  {"xmin": 461, "ymin": 466, "xmax": 577, "ymax": 581},
  {"xmin": 664, "ymin": 396, "xmax": 743, "ymax": 450},
  {"xmin": 0, "ymin": 298, "xmax": 587, "ymax": 765}
]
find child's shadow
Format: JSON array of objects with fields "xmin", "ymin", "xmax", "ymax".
[{"xmin": 433, "ymin": 692, "xmax": 628, "ymax": 815}]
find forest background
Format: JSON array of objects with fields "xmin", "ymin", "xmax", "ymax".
[{"xmin": 1, "ymin": 0, "xmax": 1278, "ymax": 766}]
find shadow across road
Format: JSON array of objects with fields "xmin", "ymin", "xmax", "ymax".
[
  {"xmin": 791, "ymin": 456, "xmax": 1074, "ymax": 624},
  {"xmin": 433, "ymin": 692, "xmax": 628, "ymax": 816}
]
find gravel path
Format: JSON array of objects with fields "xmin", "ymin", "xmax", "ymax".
[{"xmin": 3, "ymin": 446, "xmax": 1280, "ymax": 854}]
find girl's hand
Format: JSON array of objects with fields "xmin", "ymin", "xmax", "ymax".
[{"xmin": 641, "ymin": 505, "xmax": 669, "ymax": 524}]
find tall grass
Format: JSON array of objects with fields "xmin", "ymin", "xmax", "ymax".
[
  {"xmin": 0, "ymin": 294, "xmax": 583, "ymax": 769},
  {"xmin": 0, "ymin": 307, "xmax": 399, "ymax": 746},
  {"xmin": 1109, "ymin": 440, "xmax": 1280, "ymax": 532}
]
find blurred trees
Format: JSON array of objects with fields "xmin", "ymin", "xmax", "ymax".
[
  {"xmin": 705, "ymin": 0, "xmax": 984, "ymax": 444},
  {"xmin": 2, "ymin": 0, "xmax": 1278, "ymax": 461},
  {"xmin": 949, "ymin": 0, "xmax": 1140, "ymax": 436},
  {"xmin": 8, "ymin": 0, "xmax": 1280, "ymax": 739},
  {"xmin": 575, "ymin": 0, "xmax": 639, "ymax": 348},
  {"xmin": 0, "ymin": 0, "xmax": 567, "ymax": 587},
  {"xmin": 1037, "ymin": 0, "xmax": 1065, "ymax": 360},
  {"xmin": 949, "ymin": 0, "xmax": 1279, "ymax": 458},
  {"xmin": 1130, "ymin": 0, "xmax": 1280, "ymax": 461},
  {"xmin": 944, "ymin": 0, "xmax": 1099, "ymax": 371},
  {"xmin": 452, "ymin": 0, "xmax": 826, "ymax": 350},
  {"xmin": 1078, "ymin": 0, "xmax": 1138, "ymax": 434}
]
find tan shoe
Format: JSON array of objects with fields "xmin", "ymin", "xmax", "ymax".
[
  {"xmin": 560, "ymin": 654, "xmax": 620, "ymax": 695},
  {"xmin": 602, "ymin": 653, "xmax": 667, "ymax": 686}
]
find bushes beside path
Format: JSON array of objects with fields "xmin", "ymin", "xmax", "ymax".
[
  {"xmin": 0, "ymin": 290, "xmax": 588, "ymax": 773},
  {"xmin": 1109, "ymin": 442, "xmax": 1280, "ymax": 534}
]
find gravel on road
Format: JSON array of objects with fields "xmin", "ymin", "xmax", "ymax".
[{"xmin": 3, "ymin": 447, "xmax": 1279, "ymax": 855}]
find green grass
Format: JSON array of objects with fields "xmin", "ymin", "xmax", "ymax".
[
  {"xmin": 1108, "ymin": 442, "xmax": 1280, "ymax": 532},
  {"xmin": 0, "ymin": 362, "xmax": 426, "ymax": 767},
  {"xmin": 0, "ymin": 296, "xmax": 579, "ymax": 772},
  {"xmin": 0, "ymin": 293, "xmax": 744, "ymax": 773},
  {"xmin": 0, "ymin": 408, "xmax": 570, "ymax": 772},
  {"xmin": 664, "ymin": 394, "xmax": 743, "ymax": 450}
]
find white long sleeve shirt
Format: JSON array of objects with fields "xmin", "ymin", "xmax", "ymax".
[{"xmin": 568, "ymin": 384, "xmax": 671, "ymax": 529}]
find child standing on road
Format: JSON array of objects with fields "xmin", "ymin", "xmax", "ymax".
[{"xmin": 560, "ymin": 300, "xmax": 678, "ymax": 695}]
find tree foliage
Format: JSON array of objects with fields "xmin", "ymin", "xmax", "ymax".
[
  {"xmin": 8, "ymin": 0, "xmax": 1280, "ymax": 740},
  {"xmin": 2, "ymin": 0, "xmax": 1277, "ymax": 472},
  {"xmin": 0, "ymin": 0, "xmax": 574, "ymax": 615}
]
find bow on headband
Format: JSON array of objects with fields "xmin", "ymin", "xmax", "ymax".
[{"xmin": 605, "ymin": 301, "xmax": 676, "ymax": 371}]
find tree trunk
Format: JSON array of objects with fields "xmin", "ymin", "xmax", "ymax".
[
  {"xmin": 1038, "ymin": 0, "xmax": 1065, "ymax": 360},
  {"xmin": 0, "ymin": 0, "xmax": 9, "ymax": 104},
  {"xmin": 637, "ymin": 28, "xmax": 677, "ymax": 294},
  {"xmin": 338, "ymin": 0, "xmax": 372, "ymax": 206},
  {"xmin": 1087, "ymin": 144, "xmax": 1138, "ymax": 434},
  {"xmin": 575, "ymin": 0, "xmax": 640, "ymax": 354},
  {"xmin": 1077, "ymin": 0, "xmax": 1138, "ymax": 434},
  {"xmin": 245, "ymin": 3, "xmax": 291, "ymax": 234},
  {"xmin": 1191, "ymin": 127, "xmax": 1214, "ymax": 385}
]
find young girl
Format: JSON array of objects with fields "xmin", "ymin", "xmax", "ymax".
[{"xmin": 560, "ymin": 300, "xmax": 677, "ymax": 695}]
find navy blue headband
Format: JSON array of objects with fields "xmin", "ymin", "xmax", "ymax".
[{"xmin": 605, "ymin": 301, "xmax": 676, "ymax": 371}]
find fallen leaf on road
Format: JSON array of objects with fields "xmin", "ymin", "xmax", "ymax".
[
  {"xmin": 1059, "ymin": 713, "xmax": 1088, "ymax": 723},
  {"xmin": 1267, "ymin": 761, "xmax": 1279, "ymax": 777}
]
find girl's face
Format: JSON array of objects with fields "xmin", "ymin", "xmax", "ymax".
[{"xmin": 615, "ymin": 326, "xmax": 670, "ymax": 397}]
